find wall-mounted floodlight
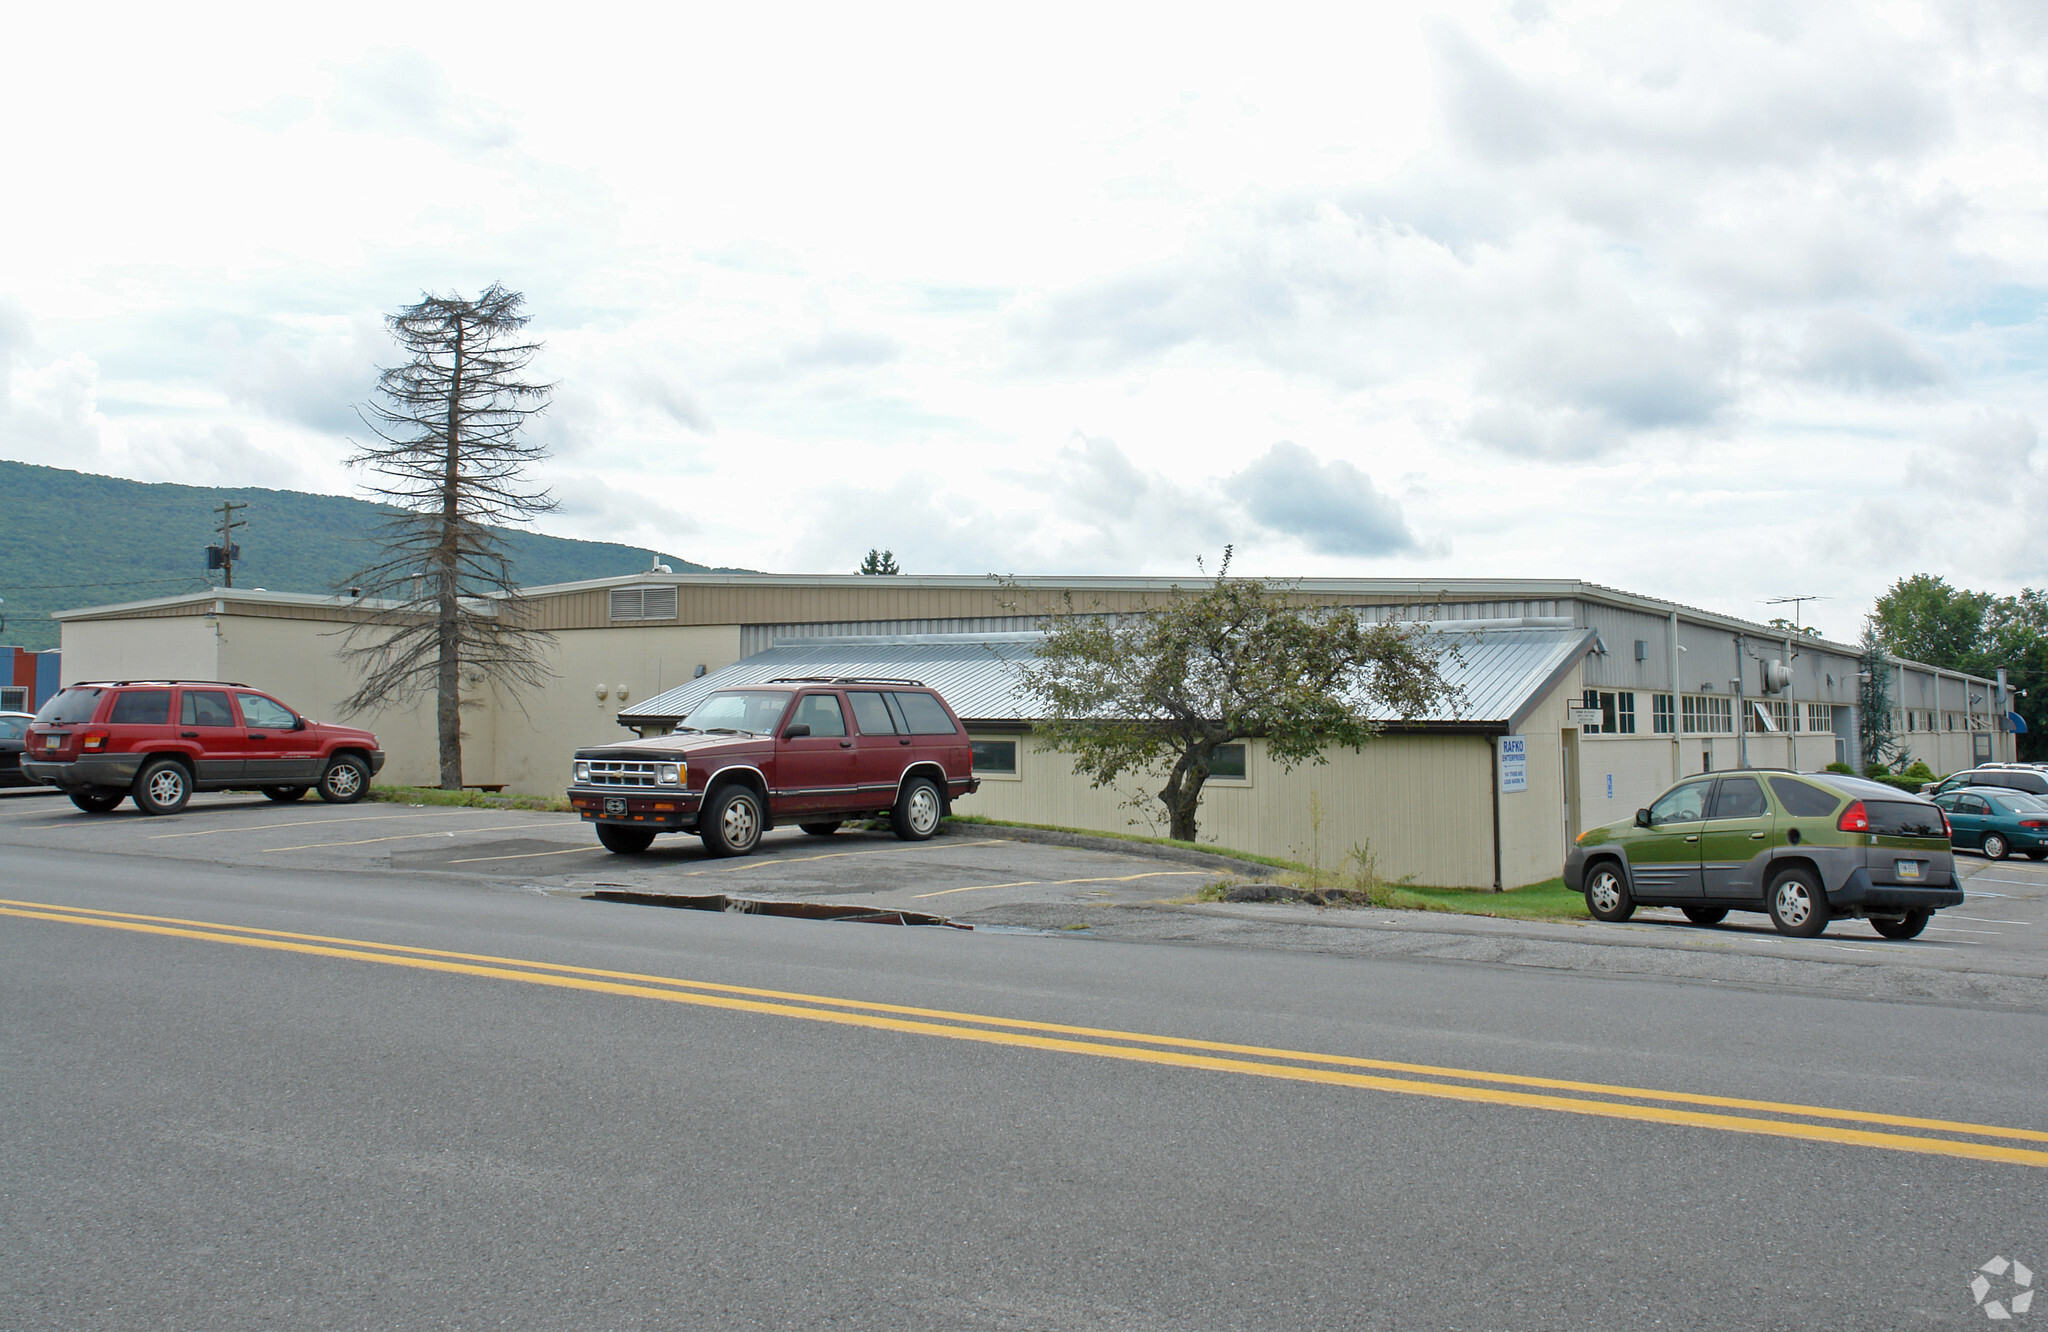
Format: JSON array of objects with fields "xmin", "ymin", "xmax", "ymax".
[
  {"xmin": 693, "ymin": 664, "xmax": 707, "ymax": 678},
  {"xmin": 594, "ymin": 683, "xmax": 609, "ymax": 700},
  {"xmin": 615, "ymin": 684, "xmax": 631, "ymax": 702}
]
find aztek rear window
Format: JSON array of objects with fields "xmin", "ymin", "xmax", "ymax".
[
  {"xmin": 34, "ymin": 688, "xmax": 103, "ymax": 725},
  {"xmin": 1864, "ymin": 801, "xmax": 1947, "ymax": 838},
  {"xmin": 1768, "ymin": 777, "xmax": 1842, "ymax": 819}
]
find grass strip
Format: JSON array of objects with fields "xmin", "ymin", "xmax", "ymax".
[{"xmin": 368, "ymin": 785, "xmax": 573, "ymax": 813}]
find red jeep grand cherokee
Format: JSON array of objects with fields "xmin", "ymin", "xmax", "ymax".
[
  {"xmin": 22, "ymin": 681, "xmax": 385, "ymax": 815},
  {"xmin": 568, "ymin": 676, "xmax": 979, "ymax": 857}
]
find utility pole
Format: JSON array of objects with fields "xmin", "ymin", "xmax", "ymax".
[{"xmin": 212, "ymin": 500, "xmax": 247, "ymax": 588}]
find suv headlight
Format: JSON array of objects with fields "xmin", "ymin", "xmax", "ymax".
[
  {"xmin": 573, "ymin": 760, "xmax": 590, "ymax": 782},
  {"xmin": 658, "ymin": 763, "xmax": 682, "ymax": 786}
]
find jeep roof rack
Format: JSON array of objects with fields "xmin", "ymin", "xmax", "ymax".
[
  {"xmin": 66, "ymin": 680, "xmax": 251, "ymax": 688},
  {"xmin": 764, "ymin": 676, "xmax": 927, "ymax": 687}
]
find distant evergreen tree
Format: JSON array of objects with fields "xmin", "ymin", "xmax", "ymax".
[
  {"xmin": 858, "ymin": 549, "xmax": 901, "ymax": 575},
  {"xmin": 1858, "ymin": 623, "xmax": 1898, "ymax": 773}
]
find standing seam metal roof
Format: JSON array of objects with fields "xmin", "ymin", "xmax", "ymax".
[{"xmin": 618, "ymin": 625, "xmax": 1595, "ymax": 728}]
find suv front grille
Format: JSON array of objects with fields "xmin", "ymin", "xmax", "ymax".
[{"xmin": 586, "ymin": 761, "xmax": 662, "ymax": 787}]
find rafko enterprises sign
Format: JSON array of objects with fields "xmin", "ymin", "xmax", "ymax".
[{"xmin": 1498, "ymin": 736, "xmax": 1527, "ymax": 793}]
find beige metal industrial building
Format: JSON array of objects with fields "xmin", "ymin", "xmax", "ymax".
[{"xmin": 50, "ymin": 574, "xmax": 2019, "ymax": 888}]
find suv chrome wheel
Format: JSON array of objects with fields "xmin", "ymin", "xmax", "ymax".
[
  {"xmin": 1768, "ymin": 868, "xmax": 1829, "ymax": 937},
  {"xmin": 891, "ymin": 777, "xmax": 942, "ymax": 842},
  {"xmin": 1584, "ymin": 863, "xmax": 1634, "ymax": 922},
  {"xmin": 133, "ymin": 759, "xmax": 191, "ymax": 816},
  {"xmin": 701, "ymin": 786, "xmax": 762, "ymax": 857},
  {"xmin": 318, "ymin": 756, "xmax": 368, "ymax": 804}
]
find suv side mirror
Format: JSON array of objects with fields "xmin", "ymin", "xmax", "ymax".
[
  {"xmin": 291, "ymin": 716, "xmax": 307, "ymax": 731},
  {"xmin": 782, "ymin": 723, "xmax": 811, "ymax": 739},
  {"xmin": 1634, "ymin": 808, "xmax": 1653, "ymax": 828}
]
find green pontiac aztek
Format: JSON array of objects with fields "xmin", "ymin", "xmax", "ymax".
[{"xmin": 1563, "ymin": 770, "xmax": 1960, "ymax": 939}]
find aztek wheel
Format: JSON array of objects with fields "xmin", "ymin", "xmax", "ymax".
[
  {"xmin": 1871, "ymin": 911, "xmax": 1930, "ymax": 940},
  {"xmin": 799, "ymin": 821, "xmax": 843, "ymax": 837},
  {"xmin": 891, "ymin": 777, "xmax": 942, "ymax": 842},
  {"xmin": 597, "ymin": 824, "xmax": 656, "ymax": 854},
  {"xmin": 1681, "ymin": 907, "xmax": 1728, "ymax": 925},
  {"xmin": 132, "ymin": 759, "xmax": 192, "ymax": 816},
  {"xmin": 1982, "ymin": 833, "xmax": 2009, "ymax": 861},
  {"xmin": 699, "ymin": 785, "xmax": 762, "ymax": 858},
  {"xmin": 263, "ymin": 785, "xmax": 309, "ymax": 803},
  {"xmin": 68, "ymin": 789, "xmax": 124, "ymax": 814},
  {"xmin": 1583, "ymin": 862, "xmax": 1634, "ymax": 922},
  {"xmin": 317, "ymin": 755, "xmax": 369, "ymax": 804},
  {"xmin": 1767, "ymin": 866, "xmax": 1829, "ymax": 937}
]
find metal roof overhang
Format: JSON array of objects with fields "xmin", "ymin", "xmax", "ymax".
[{"xmin": 618, "ymin": 625, "xmax": 1598, "ymax": 733}]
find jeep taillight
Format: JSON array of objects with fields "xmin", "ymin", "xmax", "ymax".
[
  {"xmin": 81, "ymin": 730, "xmax": 109, "ymax": 752},
  {"xmin": 1837, "ymin": 800, "xmax": 1869, "ymax": 833}
]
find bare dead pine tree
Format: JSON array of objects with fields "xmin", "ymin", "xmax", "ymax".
[{"xmin": 339, "ymin": 283, "xmax": 556, "ymax": 789}]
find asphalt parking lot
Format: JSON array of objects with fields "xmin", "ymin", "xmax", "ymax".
[{"xmin": 4, "ymin": 788, "xmax": 2045, "ymax": 1007}]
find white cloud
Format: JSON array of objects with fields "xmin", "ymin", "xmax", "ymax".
[{"xmin": 5, "ymin": 1, "xmax": 2048, "ymax": 634}]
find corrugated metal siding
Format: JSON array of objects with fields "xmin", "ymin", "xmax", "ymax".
[{"xmin": 739, "ymin": 616, "xmax": 1044, "ymax": 655}]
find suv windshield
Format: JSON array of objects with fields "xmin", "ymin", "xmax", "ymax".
[
  {"xmin": 679, "ymin": 691, "xmax": 792, "ymax": 734},
  {"xmin": 34, "ymin": 688, "xmax": 104, "ymax": 725}
]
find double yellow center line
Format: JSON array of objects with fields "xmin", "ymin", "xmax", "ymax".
[{"xmin": 6, "ymin": 895, "xmax": 2045, "ymax": 1168}]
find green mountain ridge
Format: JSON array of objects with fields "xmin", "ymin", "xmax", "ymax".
[{"xmin": 0, "ymin": 460, "xmax": 738, "ymax": 651}]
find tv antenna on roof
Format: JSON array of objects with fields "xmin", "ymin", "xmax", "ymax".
[{"xmin": 1764, "ymin": 595, "xmax": 1828, "ymax": 631}]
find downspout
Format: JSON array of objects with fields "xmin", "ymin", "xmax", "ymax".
[
  {"xmin": 1735, "ymin": 633, "xmax": 1750, "ymax": 770},
  {"xmin": 1489, "ymin": 735, "xmax": 1502, "ymax": 892},
  {"xmin": 1668, "ymin": 611, "xmax": 1681, "ymax": 779}
]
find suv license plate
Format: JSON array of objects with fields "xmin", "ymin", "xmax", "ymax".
[
  {"xmin": 45, "ymin": 736, "xmax": 59, "ymax": 751},
  {"xmin": 1895, "ymin": 860, "xmax": 1923, "ymax": 880},
  {"xmin": 604, "ymin": 797, "xmax": 626, "ymax": 817}
]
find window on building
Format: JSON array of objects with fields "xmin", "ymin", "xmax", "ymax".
[
  {"xmin": 1581, "ymin": 690, "xmax": 1637, "ymax": 735},
  {"xmin": 1653, "ymin": 693, "xmax": 1675, "ymax": 734},
  {"xmin": 969, "ymin": 738, "xmax": 1018, "ymax": 775},
  {"xmin": 0, "ymin": 686, "xmax": 24, "ymax": 712},
  {"xmin": 1682, "ymin": 694, "xmax": 1733, "ymax": 734},
  {"xmin": 608, "ymin": 585, "xmax": 678, "ymax": 621},
  {"xmin": 1209, "ymin": 743, "xmax": 1248, "ymax": 780},
  {"xmin": 1806, "ymin": 704, "xmax": 1835, "ymax": 733}
]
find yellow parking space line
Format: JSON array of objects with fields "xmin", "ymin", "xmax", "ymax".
[
  {"xmin": 261, "ymin": 823, "xmax": 538, "ymax": 852},
  {"xmin": 916, "ymin": 869, "xmax": 1208, "ymax": 898},
  {"xmin": 5, "ymin": 897, "xmax": 2047, "ymax": 1168},
  {"xmin": 444, "ymin": 845, "xmax": 610, "ymax": 865},
  {"xmin": 151, "ymin": 811, "xmax": 473, "ymax": 839},
  {"xmin": 704, "ymin": 838, "xmax": 1009, "ymax": 874}
]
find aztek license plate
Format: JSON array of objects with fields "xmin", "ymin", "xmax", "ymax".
[
  {"xmin": 604, "ymin": 797, "xmax": 626, "ymax": 817},
  {"xmin": 1895, "ymin": 860, "xmax": 1923, "ymax": 880}
]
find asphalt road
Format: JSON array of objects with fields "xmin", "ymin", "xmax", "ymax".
[{"xmin": 3, "ymin": 796, "xmax": 2046, "ymax": 1329}]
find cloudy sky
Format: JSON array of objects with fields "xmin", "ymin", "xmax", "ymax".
[{"xmin": 3, "ymin": 0, "xmax": 2045, "ymax": 639}]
